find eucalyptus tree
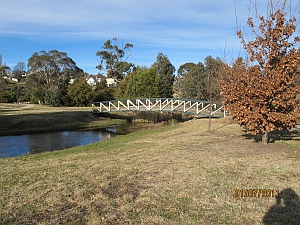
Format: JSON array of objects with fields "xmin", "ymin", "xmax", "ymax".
[
  {"xmin": 175, "ymin": 62, "xmax": 205, "ymax": 99},
  {"xmin": 203, "ymin": 56, "xmax": 224, "ymax": 102},
  {"xmin": 13, "ymin": 62, "xmax": 26, "ymax": 81},
  {"xmin": 27, "ymin": 50, "xmax": 82, "ymax": 105},
  {"xmin": 96, "ymin": 37, "xmax": 134, "ymax": 83}
]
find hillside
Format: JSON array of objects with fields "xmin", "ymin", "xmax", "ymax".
[{"xmin": 0, "ymin": 117, "xmax": 299, "ymax": 224}]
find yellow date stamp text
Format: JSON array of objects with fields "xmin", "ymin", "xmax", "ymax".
[{"xmin": 234, "ymin": 189, "xmax": 279, "ymax": 198}]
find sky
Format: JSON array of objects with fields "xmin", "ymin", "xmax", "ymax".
[{"xmin": 0, "ymin": 0, "xmax": 297, "ymax": 75}]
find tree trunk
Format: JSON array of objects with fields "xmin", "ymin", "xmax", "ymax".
[
  {"xmin": 262, "ymin": 131, "xmax": 269, "ymax": 144},
  {"xmin": 208, "ymin": 72, "xmax": 212, "ymax": 133},
  {"xmin": 208, "ymin": 103, "xmax": 212, "ymax": 132}
]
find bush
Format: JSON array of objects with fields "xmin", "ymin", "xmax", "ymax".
[{"xmin": 132, "ymin": 111, "xmax": 183, "ymax": 123}]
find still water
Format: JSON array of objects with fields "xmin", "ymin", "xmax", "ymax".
[{"xmin": 0, "ymin": 128, "xmax": 119, "ymax": 158}]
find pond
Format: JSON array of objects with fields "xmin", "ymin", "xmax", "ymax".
[{"xmin": 0, "ymin": 125, "xmax": 129, "ymax": 158}]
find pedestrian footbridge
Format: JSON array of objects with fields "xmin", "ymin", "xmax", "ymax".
[{"xmin": 92, "ymin": 98, "xmax": 225, "ymax": 117}]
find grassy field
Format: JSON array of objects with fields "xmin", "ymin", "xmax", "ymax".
[
  {"xmin": 0, "ymin": 104, "xmax": 126, "ymax": 135},
  {"xmin": 0, "ymin": 112, "xmax": 299, "ymax": 224}
]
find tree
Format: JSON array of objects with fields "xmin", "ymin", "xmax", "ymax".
[
  {"xmin": 27, "ymin": 50, "xmax": 82, "ymax": 105},
  {"xmin": 175, "ymin": 62, "xmax": 205, "ymax": 99},
  {"xmin": 67, "ymin": 79, "xmax": 93, "ymax": 106},
  {"xmin": 0, "ymin": 65, "xmax": 10, "ymax": 76},
  {"xmin": 174, "ymin": 58, "xmax": 224, "ymax": 101},
  {"xmin": 13, "ymin": 62, "xmax": 26, "ymax": 81},
  {"xmin": 96, "ymin": 37, "xmax": 134, "ymax": 83},
  {"xmin": 203, "ymin": 56, "xmax": 224, "ymax": 102},
  {"xmin": 119, "ymin": 70, "xmax": 139, "ymax": 98},
  {"xmin": 121, "ymin": 67, "xmax": 160, "ymax": 98},
  {"xmin": 0, "ymin": 66, "xmax": 6, "ymax": 101},
  {"xmin": 204, "ymin": 56, "xmax": 225, "ymax": 131},
  {"xmin": 153, "ymin": 52, "xmax": 175, "ymax": 98},
  {"xmin": 135, "ymin": 67, "xmax": 160, "ymax": 98},
  {"xmin": 220, "ymin": 0, "xmax": 300, "ymax": 144},
  {"xmin": 114, "ymin": 75, "xmax": 129, "ymax": 99},
  {"xmin": 93, "ymin": 79, "xmax": 115, "ymax": 102}
]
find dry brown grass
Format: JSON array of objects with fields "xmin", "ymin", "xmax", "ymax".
[{"xmin": 0, "ymin": 116, "xmax": 299, "ymax": 224}]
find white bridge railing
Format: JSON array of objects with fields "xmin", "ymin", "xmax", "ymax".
[{"xmin": 92, "ymin": 98, "xmax": 225, "ymax": 117}]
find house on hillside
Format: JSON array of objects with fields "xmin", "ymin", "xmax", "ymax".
[
  {"xmin": 85, "ymin": 76, "xmax": 117, "ymax": 87},
  {"xmin": 106, "ymin": 78, "xmax": 117, "ymax": 87},
  {"xmin": 86, "ymin": 77, "xmax": 97, "ymax": 87},
  {"xmin": 96, "ymin": 77, "xmax": 102, "ymax": 83}
]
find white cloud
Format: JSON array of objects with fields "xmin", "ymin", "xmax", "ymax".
[
  {"xmin": 0, "ymin": 0, "xmax": 245, "ymax": 52},
  {"xmin": 0, "ymin": 0, "xmax": 239, "ymax": 33}
]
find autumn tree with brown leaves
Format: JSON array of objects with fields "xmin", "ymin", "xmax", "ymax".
[{"xmin": 221, "ymin": 0, "xmax": 300, "ymax": 144}]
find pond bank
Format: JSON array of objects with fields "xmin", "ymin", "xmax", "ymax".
[
  {"xmin": 0, "ymin": 104, "xmax": 179, "ymax": 136},
  {"xmin": 0, "ymin": 105, "xmax": 126, "ymax": 136},
  {"xmin": 0, "ymin": 104, "xmax": 182, "ymax": 157},
  {"xmin": 0, "ymin": 128, "xmax": 119, "ymax": 158}
]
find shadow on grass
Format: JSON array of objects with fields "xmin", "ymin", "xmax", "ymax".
[
  {"xmin": 242, "ymin": 128, "xmax": 300, "ymax": 143},
  {"xmin": 263, "ymin": 188, "xmax": 300, "ymax": 225}
]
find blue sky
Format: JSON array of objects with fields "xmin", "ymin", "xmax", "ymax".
[{"xmin": 0, "ymin": 0, "xmax": 292, "ymax": 75}]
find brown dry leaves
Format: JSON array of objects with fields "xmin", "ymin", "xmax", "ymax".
[{"xmin": 221, "ymin": 7, "xmax": 300, "ymax": 137}]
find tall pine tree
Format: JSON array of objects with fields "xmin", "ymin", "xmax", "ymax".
[{"xmin": 153, "ymin": 52, "xmax": 175, "ymax": 98}]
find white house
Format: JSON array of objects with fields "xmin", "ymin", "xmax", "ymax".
[
  {"xmin": 85, "ymin": 76, "xmax": 117, "ymax": 87},
  {"xmin": 106, "ymin": 78, "xmax": 117, "ymax": 87},
  {"xmin": 86, "ymin": 77, "xmax": 97, "ymax": 87},
  {"xmin": 96, "ymin": 77, "xmax": 102, "ymax": 83}
]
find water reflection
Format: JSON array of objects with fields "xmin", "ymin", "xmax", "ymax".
[
  {"xmin": 0, "ymin": 135, "xmax": 29, "ymax": 158},
  {"xmin": 0, "ymin": 129, "xmax": 117, "ymax": 158}
]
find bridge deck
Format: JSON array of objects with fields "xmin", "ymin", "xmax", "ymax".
[{"xmin": 92, "ymin": 98, "xmax": 225, "ymax": 117}]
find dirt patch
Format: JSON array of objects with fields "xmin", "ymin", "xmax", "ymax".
[{"xmin": 102, "ymin": 179, "xmax": 141, "ymax": 200}]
